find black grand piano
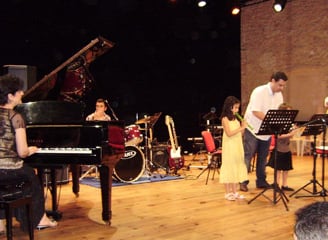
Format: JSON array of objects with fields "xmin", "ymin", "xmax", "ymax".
[{"xmin": 14, "ymin": 36, "xmax": 125, "ymax": 225}]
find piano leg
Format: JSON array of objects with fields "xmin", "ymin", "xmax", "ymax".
[
  {"xmin": 70, "ymin": 164, "xmax": 80, "ymax": 197},
  {"xmin": 44, "ymin": 168, "xmax": 63, "ymax": 221},
  {"xmin": 98, "ymin": 164, "xmax": 112, "ymax": 225}
]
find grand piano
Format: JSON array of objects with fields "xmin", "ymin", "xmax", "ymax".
[{"xmin": 14, "ymin": 36, "xmax": 125, "ymax": 225}]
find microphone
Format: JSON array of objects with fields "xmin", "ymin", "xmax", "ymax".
[{"xmin": 235, "ymin": 112, "xmax": 254, "ymax": 130}]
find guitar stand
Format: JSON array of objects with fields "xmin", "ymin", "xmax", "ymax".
[
  {"xmin": 290, "ymin": 114, "xmax": 328, "ymax": 199},
  {"xmin": 247, "ymin": 109, "xmax": 298, "ymax": 211},
  {"xmin": 196, "ymin": 155, "xmax": 220, "ymax": 185}
]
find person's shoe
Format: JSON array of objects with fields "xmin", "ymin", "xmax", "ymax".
[
  {"xmin": 233, "ymin": 192, "xmax": 245, "ymax": 199},
  {"xmin": 256, "ymin": 182, "xmax": 272, "ymax": 189},
  {"xmin": 282, "ymin": 186, "xmax": 294, "ymax": 191},
  {"xmin": 36, "ymin": 220, "xmax": 58, "ymax": 230},
  {"xmin": 240, "ymin": 183, "xmax": 248, "ymax": 192},
  {"xmin": 225, "ymin": 193, "xmax": 236, "ymax": 201}
]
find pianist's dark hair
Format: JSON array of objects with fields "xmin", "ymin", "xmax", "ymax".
[{"xmin": 0, "ymin": 74, "xmax": 24, "ymax": 105}]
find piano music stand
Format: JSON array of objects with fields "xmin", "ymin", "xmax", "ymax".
[
  {"xmin": 248, "ymin": 109, "xmax": 298, "ymax": 211},
  {"xmin": 290, "ymin": 114, "xmax": 328, "ymax": 199}
]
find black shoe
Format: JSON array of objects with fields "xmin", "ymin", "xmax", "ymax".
[
  {"xmin": 282, "ymin": 186, "xmax": 294, "ymax": 191},
  {"xmin": 240, "ymin": 183, "xmax": 248, "ymax": 192},
  {"xmin": 256, "ymin": 182, "xmax": 272, "ymax": 189}
]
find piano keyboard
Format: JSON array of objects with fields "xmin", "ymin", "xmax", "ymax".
[{"xmin": 37, "ymin": 147, "xmax": 93, "ymax": 154}]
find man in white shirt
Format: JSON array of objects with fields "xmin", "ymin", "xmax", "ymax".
[{"xmin": 240, "ymin": 71, "xmax": 288, "ymax": 191}]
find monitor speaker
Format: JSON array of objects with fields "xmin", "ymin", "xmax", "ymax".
[{"xmin": 2, "ymin": 65, "xmax": 37, "ymax": 91}]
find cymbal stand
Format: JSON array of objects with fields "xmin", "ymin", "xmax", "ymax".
[{"xmin": 142, "ymin": 122, "xmax": 159, "ymax": 176}]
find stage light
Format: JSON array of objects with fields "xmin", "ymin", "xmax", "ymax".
[
  {"xmin": 231, "ymin": 5, "xmax": 241, "ymax": 15},
  {"xmin": 197, "ymin": 0, "xmax": 207, "ymax": 8},
  {"xmin": 231, "ymin": 0, "xmax": 241, "ymax": 15},
  {"xmin": 273, "ymin": 0, "xmax": 287, "ymax": 13}
]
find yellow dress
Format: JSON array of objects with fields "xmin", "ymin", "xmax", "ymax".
[{"xmin": 219, "ymin": 119, "xmax": 248, "ymax": 183}]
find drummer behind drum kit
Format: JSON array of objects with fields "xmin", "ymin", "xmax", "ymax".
[{"xmin": 113, "ymin": 112, "xmax": 173, "ymax": 183}]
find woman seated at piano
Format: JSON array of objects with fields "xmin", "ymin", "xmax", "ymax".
[
  {"xmin": 86, "ymin": 98, "xmax": 111, "ymax": 121},
  {"xmin": 0, "ymin": 74, "xmax": 58, "ymax": 232}
]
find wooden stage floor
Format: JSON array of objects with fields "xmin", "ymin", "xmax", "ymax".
[{"xmin": 5, "ymin": 153, "xmax": 328, "ymax": 240}]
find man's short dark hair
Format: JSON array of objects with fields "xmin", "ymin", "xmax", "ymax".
[
  {"xmin": 294, "ymin": 201, "xmax": 328, "ymax": 240},
  {"xmin": 271, "ymin": 71, "xmax": 288, "ymax": 82}
]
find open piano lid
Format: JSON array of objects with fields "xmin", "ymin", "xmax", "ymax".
[{"xmin": 22, "ymin": 36, "xmax": 115, "ymax": 103}]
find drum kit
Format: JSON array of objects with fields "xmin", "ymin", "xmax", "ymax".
[{"xmin": 113, "ymin": 112, "xmax": 168, "ymax": 183}]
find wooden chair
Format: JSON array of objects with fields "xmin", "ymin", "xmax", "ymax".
[
  {"xmin": 196, "ymin": 131, "xmax": 222, "ymax": 184},
  {"xmin": 0, "ymin": 179, "xmax": 34, "ymax": 240}
]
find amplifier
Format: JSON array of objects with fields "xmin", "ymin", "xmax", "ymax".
[{"xmin": 152, "ymin": 144, "xmax": 169, "ymax": 169}]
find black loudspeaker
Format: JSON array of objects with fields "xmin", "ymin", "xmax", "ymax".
[
  {"xmin": 152, "ymin": 144, "xmax": 169, "ymax": 169},
  {"xmin": 2, "ymin": 65, "xmax": 37, "ymax": 91}
]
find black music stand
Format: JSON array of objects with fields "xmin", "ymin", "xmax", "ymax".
[
  {"xmin": 290, "ymin": 114, "xmax": 328, "ymax": 199},
  {"xmin": 248, "ymin": 109, "xmax": 298, "ymax": 211}
]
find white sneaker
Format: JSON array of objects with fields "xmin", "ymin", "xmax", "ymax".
[
  {"xmin": 233, "ymin": 192, "xmax": 245, "ymax": 199},
  {"xmin": 225, "ymin": 193, "xmax": 236, "ymax": 201}
]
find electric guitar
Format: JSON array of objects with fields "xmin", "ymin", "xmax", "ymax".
[{"xmin": 165, "ymin": 115, "xmax": 184, "ymax": 171}]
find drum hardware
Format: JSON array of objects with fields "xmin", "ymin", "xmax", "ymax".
[{"xmin": 135, "ymin": 113, "xmax": 162, "ymax": 171}]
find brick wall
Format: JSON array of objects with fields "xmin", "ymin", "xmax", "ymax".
[{"xmin": 241, "ymin": 0, "xmax": 328, "ymax": 121}]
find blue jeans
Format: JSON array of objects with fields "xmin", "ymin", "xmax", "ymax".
[{"xmin": 243, "ymin": 129, "xmax": 271, "ymax": 186}]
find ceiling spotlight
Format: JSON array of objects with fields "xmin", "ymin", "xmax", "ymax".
[
  {"xmin": 273, "ymin": 0, "xmax": 287, "ymax": 13},
  {"xmin": 197, "ymin": 0, "xmax": 207, "ymax": 8},
  {"xmin": 231, "ymin": 0, "xmax": 241, "ymax": 15},
  {"xmin": 231, "ymin": 6, "xmax": 240, "ymax": 15}
]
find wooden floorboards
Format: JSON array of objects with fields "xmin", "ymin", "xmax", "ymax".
[{"xmin": 4, "ymin": 153, "xmax": 328, "ymax": 240}]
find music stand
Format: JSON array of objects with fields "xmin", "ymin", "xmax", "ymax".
[
  {"xmin": 290, "ymin": 114, "xmax": 328, "ymax": 198},
  {"xmin": 248, "ymin": 109, "xmax": 298, "ymax": 211}
]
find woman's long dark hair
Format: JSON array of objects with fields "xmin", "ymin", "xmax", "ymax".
[{"xmin": 220, "ymin": 96, "xmax": 240, "ymax": 121}]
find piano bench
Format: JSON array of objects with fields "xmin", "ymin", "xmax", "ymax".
[{"xmin": 0, "ymin": 180, "xmax": 34, "ymax": 240}]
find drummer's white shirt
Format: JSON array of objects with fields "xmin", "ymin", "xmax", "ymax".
[{"xmin": 244, "ymin": 82, "xmax": 283, "ymax": 140}]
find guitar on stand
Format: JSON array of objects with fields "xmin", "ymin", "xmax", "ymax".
[{"xmin": 165, "ymin": 115, "xmax": 184, "ymax": 174}]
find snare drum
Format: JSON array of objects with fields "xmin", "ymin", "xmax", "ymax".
[
  {"xmin": 114, "ymin": 146, "xmax": 145, "ymax": 182},
  {"xmin": 124, "ymin": 124, "xmax": 143, "ymax": 146}
]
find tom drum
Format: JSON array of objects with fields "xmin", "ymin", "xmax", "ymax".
[
  {"xmin": 124, "ymin": 124, "xmax": 143, "ymax": 146},
  {"xmin": 114, "ymin": 146, "xmax": 145, "ymax": 182}
]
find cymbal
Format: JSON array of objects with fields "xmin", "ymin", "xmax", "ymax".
[
  {"xmin": 202, "ymin": 112, "xmax": 219, "ymax": 121},
  {"xmin": 135, "ymin": 117, "xmax": 151, "ymax": 124},
  {"xmin": 135, "ymin": 112, "xmax": 162, "ymax": 125}
]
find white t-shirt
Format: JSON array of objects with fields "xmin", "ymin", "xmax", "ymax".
[{"xmin": 244, "ymin": 82, "xmax": 284, "ymax": 140}]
